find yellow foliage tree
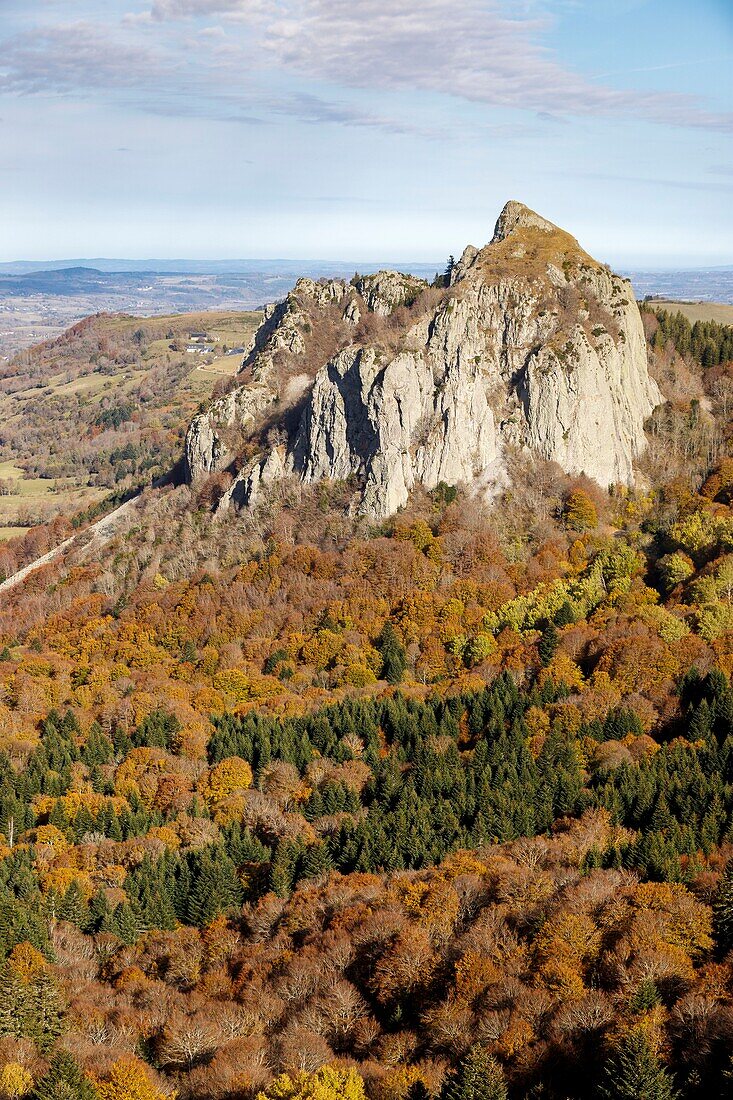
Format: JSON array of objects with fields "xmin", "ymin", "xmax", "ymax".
[
  {"xmin": 256, "ymin": 1066, "xmax": 365, "ymax": 1100},
  {"xmin": 537, "ymin": 652, "xmax": 585, "ymax": 692},
  {"xmin": 97, "ymin": 1057, "xmax": 170, "ymax": 1100},
  {"xmin": 671, "ymin": 510, "xmax": 733, "ymax": 560},
  {"xmin": 0, "ymin": 1064, "xmax": 33, "ymax": 1099},
  {"xmin": 537, "ymin": 958, "xmax": 586, "ymax": 999},
  {"xmin": 564, "ymin": 490, "xmax": 598, "ymax": 532},
  {"xmin": 213, "ymin": 669, "xmax": 281, "ymax": 703},
  {"xmin": 632, "ymin": 881, "xmax": 713, "ymax": 955},
  {"xmin": 147, "ymin": 825, "xmax": 181, "ymax": 849},
  {"xmin": 370, "ymin": 1066, "xmax": 425, "ymax": 1100},
  {"xmin": 202, "ymin": 756, "xmax": 253, "ymax": 806},
  {"xmin": 41, "ymin": 867, "xmax": 95, "ymax": 901},
  {"xmin": 32, "ymin": 824, "xmax": 69, "ymax": 856},
  {"xmin": 7, "ymin": 942, "xmax": 46, "ymax": 983}
]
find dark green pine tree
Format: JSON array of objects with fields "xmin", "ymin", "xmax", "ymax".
[
  {"xmin": 105, "ymin": 811, "xmax": 123, "ymax": 842},
  {"xmin": 629, "ymin": 980, "xmax": 661, "ymax": 1014},
  {"xmin": 126, "ymin": 856, "xmax": 176, "ymax": 931},
  {"xmin": 649, "ymin": 795, "xmax": 673, "ymax": 834},
  {"xmin": 581, "ymin": 845, "xmax": 602, "ymax": 872},
  {"xmin": 23, "ymin": 971, "xmax": 65, "ymax": 1053},
  {"xmin": 31, "ymin": 1051, "xmax": 100, "ymax": 1100},
  {"xmin": 537, "ymin": 622, "xmax": 559, "ymax": 667},
  {"xmin": 440, "ymin": 1046, "xmax": 508, "ymax": 1100},
  {"xmin": 173, "ymin": 860, "xmax": 192, "ymax": 921},
  {"xmin": 301, "ymin": 842, "xmax": 333, "ymax": 880},
  {"xmin": 87, "ymin": 766, "xmax": 105, "ymax": 794},
  {"xmin": 187, "ymin": 848, "xmax": 243, "ymax": 925},
  {"xmin": 71, "ymin": 807, "xmax": 96, "ymax": 845},
  {"xmin": 85, "ymin": 889, "xmax": 111, "ymax": 934},
  {"xmin": 713, "ymin": 859, "xmax": 733, "ymax": 953},
  {"xmin": 108, "ymin": 901, "xmax": 138, "ymax": 945},
  {"xmin": 304, "ymin": 789, "xmax": 324, "ymax": 820},
  {"xmin": 0, "ymin": 962, "xmax": 25, "ymax": 1037},
  {"xmin": 224, "ymin": 824, "xmax": 269, "ymax": 866},
  {"xmin": 268, "ymin": 839, "xmax": 300, "ymax": 898},
  {"xmin": 56, "ymin": 881, "xmax": 90, "ymax": 927},
  {"xmin": 379, "ymin": 623, "xmax": 407, "ymax": 685},
  {"xmin": 688, "ymin": 700, "xmax": 713, "ymax": 742},
  {"xmin": 112, "ymin": 724, "xmax": 132, "ymax": 759},
  {"xmin": 48, "ymin": 802, "xmax": 71, "ymax": 835},
  {"xmin": 598, "ymin": 1030, "xmax": 678, "ymax": 1100},
  {"xmin": 554, "ymin": 600, "xmax": 575, "ymax": 627},
  {"xmin": 81, "ymin": 724, "xmax": 113, "ymax": 767}
]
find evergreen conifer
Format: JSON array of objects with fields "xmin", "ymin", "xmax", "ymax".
[
  {"xmin": 31, "ymin": 1052, "xmax": 99, "ymax": 1100},
  {"xmin": 713, "ymin": 858, "xmax": 733, "ymax": 953},
  {"xmin": 440, "ymin": 1046, "xmax": 507, "ymax": 1100},
  {"xmin": 598, "ymin": 1030, "xmax": 678, "ymax": 1100}
]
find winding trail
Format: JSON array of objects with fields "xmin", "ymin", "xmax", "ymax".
[{"xmin": 0, "ymin": 496, "xmax": 139, "ymax": 598}]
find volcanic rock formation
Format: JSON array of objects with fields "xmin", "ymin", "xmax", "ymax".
[{"xmin": 185, "ymin": 201, "xmax": 661, "ymax": 518}]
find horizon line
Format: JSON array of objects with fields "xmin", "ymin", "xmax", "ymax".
[{"xmin": 1, "ymin": 257, "xmax": 731, "ymax": 275}]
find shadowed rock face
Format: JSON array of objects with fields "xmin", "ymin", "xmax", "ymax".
[{"xmin": 185, "ymin": 201, "xmax": 661, "ymax": 518}]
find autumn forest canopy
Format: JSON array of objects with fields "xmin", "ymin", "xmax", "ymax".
[{"xmin": 1, "ymin": 302, "xmax": 733, "ymax": 1100}]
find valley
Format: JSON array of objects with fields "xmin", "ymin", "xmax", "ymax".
[{"xmin": 0, "ymin": 310, "xmax": 261, "ymax": 536}]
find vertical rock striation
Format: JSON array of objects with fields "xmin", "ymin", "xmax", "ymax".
[{"xmin": 185, "ymin": 201, "xmax": 661, "ymax": 518}]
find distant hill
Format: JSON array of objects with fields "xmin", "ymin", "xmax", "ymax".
[
  {"xmin": 1, "ymin": 257, "xmax": 730, "ymax": 299},
  {"xmin": 0, "ymin": 257, "xmax": 442, "ymax": 278},
  {"xmin": 0, "ymin": 267, "xmax": 142, "ymax": 296},
  {"xmin": 0, "ymin": 308, "xmax": 262, "ymax": 532}
]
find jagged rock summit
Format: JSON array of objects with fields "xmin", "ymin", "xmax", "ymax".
[{"xmin": 185, "ymin": 201, "xmax": 661, "ymax": 518}]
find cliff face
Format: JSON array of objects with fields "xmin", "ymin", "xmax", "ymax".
[{"xmin": 185, "ymin": 201, "xmax": 661, "ymax": 518}]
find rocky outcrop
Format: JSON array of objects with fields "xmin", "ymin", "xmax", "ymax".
[
  {"xmin": 354, "ymin": 271, "xmax": 428, "ymax": 316},
  {"xmin": 183, "ymin": 278, "xmax": 336, "ymax": 478},
  {"xmin": 287, "ymin": 324, "xmax": 501, "ymax": 517},
  {"xmin": 185, "ymin": 384, "xmax": 274, "ymax": 480},
  {"xmin": 491, "ymin": 199, "xmax": 558, "ymax": 243},
  {"xmin": 185, "ymin": 201, "xmax": 661, "ymax": 518}
]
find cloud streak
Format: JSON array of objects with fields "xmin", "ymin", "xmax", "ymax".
[
  {"xmin": 1, "ymin": 0, "xmax": 731, "ymax": 136},
  {"xmin": 0, "ymin": 20, "xmax": 437, "ymax": 137},
  {"xmin": 251, "ymin": 0, "xmax": 733, "ymax": 132},
  {"xmin": 0, "ymin": 23, "xmax": 173, "ymax": 96}
]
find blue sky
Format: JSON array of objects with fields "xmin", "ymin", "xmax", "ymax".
[{"xmin": 1, "ymin": 0, "xmax": 731, "ymax": 266}]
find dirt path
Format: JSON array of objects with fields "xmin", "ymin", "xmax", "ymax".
[{"xmin": 0, "ymin": 496, "xmax": 139, "ymax": 598}]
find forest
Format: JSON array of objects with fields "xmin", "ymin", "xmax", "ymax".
[{"xmin": 0, "ymin": 306, "xmax": 732, "ymax": 1098}]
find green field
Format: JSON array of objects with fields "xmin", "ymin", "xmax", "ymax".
[
  {"xmin": 646, "ymin": 299, "xmax": 733, "ymax": 325},
  {"xmin": 0, "ymin": 461, "xmax": 58, "ymax": 496},
  {"xmin": 0, "ymin": 458, "xmax": 107, "ymax": 539}
]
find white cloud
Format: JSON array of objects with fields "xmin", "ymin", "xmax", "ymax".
[
  {"xmin": 2, "ymin": 1, "xmax": 731, "ymax": 135},
  {"xmin": 0, "ymin": 22, "xmax": 176, "ymax": 95},
  {"xmin": 0, "ymin": 18, "xmax": 435, "ymax": 136},
  {"xmin": 147, "ymin": 0, "xmax": 265, "ymax": 20},
  {"xmin": 256, "ymin": 0, "xmax": 732, "ymax": 131},
  {"xmin": 139, "ymin": 0, "xmax": 733, "ymax": 132}
]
